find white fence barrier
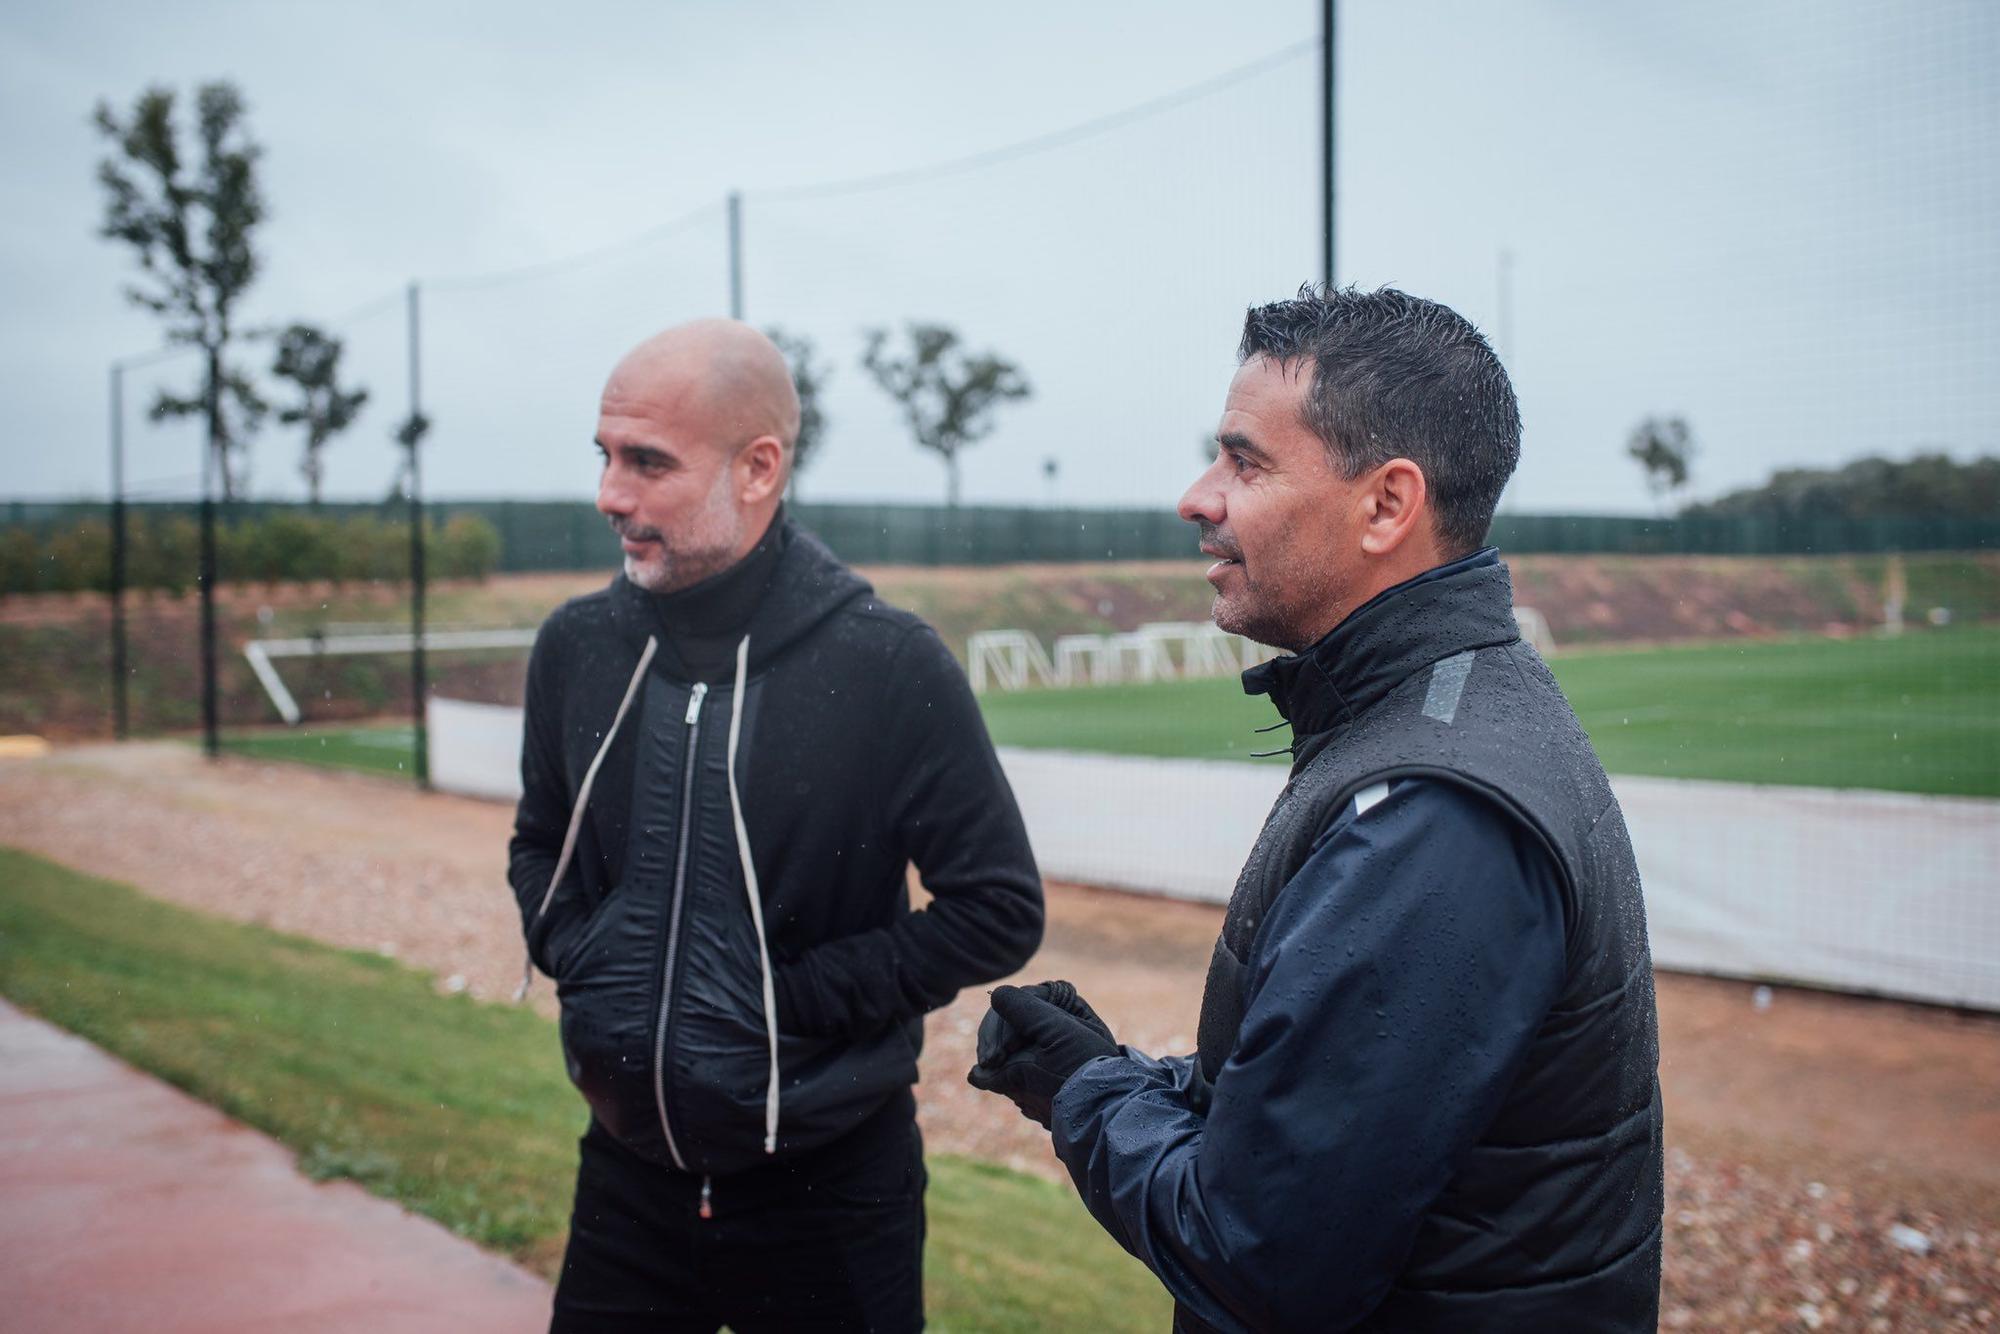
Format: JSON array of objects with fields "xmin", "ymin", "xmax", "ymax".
[
  {"xmin": 429, "ymin": 698, "xmax": 2000, "ymax": 1011},
  {"xmin": 428, "ymin": 697, "xmax": 528, "ymax": 801}
]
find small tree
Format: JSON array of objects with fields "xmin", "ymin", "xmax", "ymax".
[
  {"xmin": 94, "ymin": 82, "xmax": 268, "ymax": 500},
  {"xmin": 861, "ymin": 323, "xmax": 1031, "ymax": 508},
  {"xmin": 392, "ymin": 410, "xmax": 431, "ymax": 497},
  {"xmin": 1626, "ymin": 415, "xmax": 1697, "ymax": 512},
  {"xmin": 765, "ymin": 326, "xmax": 829, "ymax": 489},
  {"xmin": 271, "ymin": 323, "xmax": 368, "ymax": 506}
]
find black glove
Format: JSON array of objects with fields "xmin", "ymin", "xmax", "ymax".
[
  {"xmin": 974, "ymin": 979, "xmax": 1112, "ymax": 1066},
  {"xmin": 967, "ymin": 981, "xmax": 1119, "ymax": 1130}
]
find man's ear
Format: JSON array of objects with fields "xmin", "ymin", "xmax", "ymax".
[
  {"xmin": 737, "ymin": 435, "xmax": 788, "ymax": 504},
  {"xmin": 1358, "ymin": 458, "xmax": 1429, "ymax": 557}
]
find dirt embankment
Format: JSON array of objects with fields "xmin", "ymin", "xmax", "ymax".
[
  {"xmin": 1, "ymin": 744, "xmax": 1997, "ymax": 1328},
  {"xmin": 4, "ymin": 552, "xmax": 1997, "ymax": 739}
]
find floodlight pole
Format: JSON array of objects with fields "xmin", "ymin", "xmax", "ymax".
[
  {"xmin": 407, "ymin": 281, "xmax": 430, "ymax": 788},
  {"xmin": 108, "ymin": 362, "xmax": 129, "ymax": 740},
  {"xmin": 727, "ymin": 190, "xmax": 744, "ymax": 320},
  {"xmin": 1322, "ymin": 0, "xmax": 1337, "ymax": 288},
  {"xmin": 199, "ymin": 346, "xmax": 221, "ymax": 759}
]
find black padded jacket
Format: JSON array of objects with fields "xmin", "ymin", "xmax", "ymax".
[
  {"xmin": 508, "ymin": 518, "xmax": 1044, "ymax": 1176},
  {"xmin": 1053, "ymin": 550, "xmax": 1663, "ymax": 1332}
]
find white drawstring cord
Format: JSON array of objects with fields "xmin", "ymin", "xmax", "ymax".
[
  {"xmin": 515, "ymin": 634, "xmax": 658, "ymax": 1002},
  {"xmin": 725, "ymin": 633, "xmax": 782, "ymax": 1155}
]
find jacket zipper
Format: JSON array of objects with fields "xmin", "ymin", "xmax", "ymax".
[{"xmin": 650, "ymin": 680, "xmax": 707, "ymax": 1174}]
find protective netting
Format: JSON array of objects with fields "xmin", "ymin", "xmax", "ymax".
[{"xmin": 31, "ymin": 7, "xmax": 1999, "ymax": 1008}]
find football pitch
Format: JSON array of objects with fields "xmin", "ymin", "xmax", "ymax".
[
  {"xmin": 230, "ymin": 624, "xmax": 1998, "ymax": 798},
  {"xmin": 222, "ymin": 724, "xmax": 422, "ymax": 777},
  {"xmin": 980, "ymin": 623, "xmax": 2000, "ymax": 797}
]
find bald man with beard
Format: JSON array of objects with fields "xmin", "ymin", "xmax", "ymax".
[{"xmin": 509, "ymin": 320, "xmax": 1043, "ymax": 1332}]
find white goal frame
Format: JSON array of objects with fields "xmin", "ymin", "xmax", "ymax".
[{"xmin": 243, "ymin": 628, "xmax": 536, "ymax": 725}]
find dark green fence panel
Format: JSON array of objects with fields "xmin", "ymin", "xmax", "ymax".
[
  {"xmin": 5, "ymin": 499, "xmax": 1998, "ymax": 579},
  {"xmin": 787, "ymin": 503, "xmax": 1208, "ymax": 565}
]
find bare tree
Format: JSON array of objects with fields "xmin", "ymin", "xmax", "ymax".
[
  {"xmin": 861, "ymin": 323, "xmax": 1031, "ymax": 508},
  {"xmin": 270, "ymin": 324, "xmax": 369, "ymax": 506},
  {"xmin": 765, "ymin": 326, "xmax": 830, "ymax": 491},
  {"xmin": 1626, "ymin": 415, "xmax": 1697, "ymax": 513},
  {"xmin": 94, "ymin": 82, "xmax": 268, "ymax": 500}
]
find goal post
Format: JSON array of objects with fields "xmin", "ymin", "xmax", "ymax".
[{"xmin": 242, "ymin": 628, "xmax": 536, "ymax": 725}]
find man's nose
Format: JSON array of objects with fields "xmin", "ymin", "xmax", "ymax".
[
  {"xmin": 596, "ymin": 462, "xmax": 633, "ymax": 517},
  {"xmin": 1178, "ymin": 461, "xmax": 1225, "ymax": 527}
]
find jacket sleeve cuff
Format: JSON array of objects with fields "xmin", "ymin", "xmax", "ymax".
[{"xmin": 1051, "ymin": 1049, "xmax": 1179, "ymax": 1161}]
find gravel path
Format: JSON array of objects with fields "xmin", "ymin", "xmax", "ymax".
[{"xmin": 4, "ymin": 743, "xmax": 1998, "ymax": 1329}]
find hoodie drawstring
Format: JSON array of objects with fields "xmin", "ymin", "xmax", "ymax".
[
  {"xmin": 514, "ymin": 634, "xmax": 659, "ymax": 1002},
  {"xmin": 516, "ymin": 629, "xmax": 779, "ymax": 1158},
  {"xmin": 726, "ymin": 633, "xmax": 782, "ymax": 1156}
]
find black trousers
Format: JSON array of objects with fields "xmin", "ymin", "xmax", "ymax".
[{"xmin": 551, "ymin": 1091, "xmax": 926, "ymax": 1333}]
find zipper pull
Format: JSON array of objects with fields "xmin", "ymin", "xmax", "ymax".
[
  {"xmin": 685, "ymin": 682, "xmax": 708, "ymax": 725},
  {"xmin": 698, "ymin": 1175, "xmax": 713, "ymax": 1220}
]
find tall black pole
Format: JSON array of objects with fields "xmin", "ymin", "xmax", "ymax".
[
  {"xmin": 109, "ymin": 362, "xmax": 129, "ymax": 740},
  {"xmin": 199, "ymin": 345, "xmax": 221, "ymax": 758},
  {"xmin": 727, "ymin": 190, "xmax": 744, "ymax": 320},
  {"xmin": 407, "ymin": 281, "xmax": 430, "ymax": 788},
  {"xmin": 1322, "ymin": 0, "xmax": 1337, "ymax": 288}
]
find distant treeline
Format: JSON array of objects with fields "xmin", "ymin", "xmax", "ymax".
[
  {"xmin": 1684, "ymin": 454, "xmax": 2000, "ymax": 522},
  {"xmin": 4, "ymin": 487, "xmax": 1999, "ymax": 595},
  {"xmin": 0, "ymin": 511, "xmax": 500, "ymax": 595}
]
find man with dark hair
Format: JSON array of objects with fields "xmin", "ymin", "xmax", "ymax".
[
  {"xmin": 970, "ymin": 286, "xmax": 1663, "ymax": 1331},
  {"xmin": 513, "ymin": 318, "xmax": 1043, "ymax": 1332}
]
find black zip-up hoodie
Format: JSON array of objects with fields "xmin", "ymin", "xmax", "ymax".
[{"xmin": 509, "ymin": 516, "xmax": 1043, "ymax": 1175}]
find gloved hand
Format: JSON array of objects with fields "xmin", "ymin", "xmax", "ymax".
[
  {"xmin": 967, "ymin": 981, "xmax": 1119, "ymax": 1130},
  {"xmin": 974, "ymin": 979, "xmax": 1113, "ymax": 1065}
]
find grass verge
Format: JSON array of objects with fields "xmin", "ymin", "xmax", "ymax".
[{"xmin": 0, "ymin": 847, "xmax": 1171, "ymax": 1332}]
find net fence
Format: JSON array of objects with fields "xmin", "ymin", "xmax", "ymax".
[{"xmin": 14, "ymin": 1, "xmax": 2000, "ymax": 1004}]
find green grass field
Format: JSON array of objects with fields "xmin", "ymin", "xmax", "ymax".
[
  {"xmin": 1541, "ymin": 626, "xmax": 1998, "ymax": 795},
  {"xmin": 0, "ymin": 847, "xmax": 1171, "ymax": 1331},
  {"xmin": 976, "ymin": 623, "xmax": 2000, "ymax": 797},
  {"xmin": 221, "ymin": 724, "xmax": 420, "ymax": 776},
  {"xmin": 223, "ymin": 624, "xmax": 1999, "ymax": 798}
]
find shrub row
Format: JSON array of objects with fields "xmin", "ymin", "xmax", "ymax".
[{"xmin": 0, "ymin": 511, "xmax": 501, "ymax": 595}]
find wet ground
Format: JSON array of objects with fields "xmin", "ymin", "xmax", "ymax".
[{"xmin": 3, "ymin": 743, "xmax": 1997, "ymax": 1329}]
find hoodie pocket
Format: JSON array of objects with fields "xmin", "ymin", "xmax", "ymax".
[
  {"xmin": 548, "ymin": 887, "xmax": 618, "ymax": 981},
  {"xmin": 555, "ymin": 889, "xmax": 663, "ymax": 1153}
]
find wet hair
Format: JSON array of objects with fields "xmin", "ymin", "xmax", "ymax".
[{"xmin": 1238, "ymin": 284, "xmax": 1521, "ymax": 556}]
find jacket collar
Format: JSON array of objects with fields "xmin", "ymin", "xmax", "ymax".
[
  {"xmin": 605, "ymin": 511, "xmax": 874, "ymax": 670},
  {"xmin": 1242, "ymin": 548, "xmax": 1519, "ymax": 736}
]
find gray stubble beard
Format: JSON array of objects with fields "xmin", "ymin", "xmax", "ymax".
[
  {"xmin": 1211, "ymin": 570, "xmax": 1343, "ymax": 655},
  {"xmin": 616, "ymin": 463, "xmax": 748, "ymax": 594}
]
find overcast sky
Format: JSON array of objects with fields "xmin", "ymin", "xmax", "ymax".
[{"xmin": 4, "ymin": 0, "xmax": 1995, "ymax": 513}]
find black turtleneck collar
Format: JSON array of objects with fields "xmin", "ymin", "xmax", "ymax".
[
  {"xmin": 1242, "ymin": 547, "xmax": 1518, "ymax": 737},
  {"xmin": 645, "ymin": 505, "xmax": 789, "ymax": 681}
]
